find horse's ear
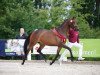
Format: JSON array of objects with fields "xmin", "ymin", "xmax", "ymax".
[
  {"xmin": 64, "ymin": 19, "xmax": 68, "ymax": 22},
  {"xmin": 72, "ymin": 17, "xmax": 76, "ymax": 20}
]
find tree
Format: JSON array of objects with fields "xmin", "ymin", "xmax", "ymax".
[
  {"xmin": 68, "ymin": 0, "xmax": 100, "ymax": 38},
  {"xmin": 0, "ymin": 0, "xmax": 35, "ymax": 38},
  {"xmin": 95, "ymin": 0, "xmax": 100, "ymax": 20},
  {"xmin": 0, "ymin": 0, "xmax": 50, "ymax": 38},
  {"xmin": 0, "ymin": 0, "xmax": 99, "ymax": 39}
]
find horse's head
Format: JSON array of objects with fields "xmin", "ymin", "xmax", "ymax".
[
  {"xmin": 66, "ymin": 17, "xmax": 77, "ymax": 29},
  {"xmin": 58, "ymin": 17, "xmax": 78, "ymax": 33}
]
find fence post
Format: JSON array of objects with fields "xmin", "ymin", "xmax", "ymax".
[{"xmin": 27, "ymin": 51, "xmax": 31, "ymax": 60}]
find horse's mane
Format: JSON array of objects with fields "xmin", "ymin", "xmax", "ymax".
[{"xmin": 58, "ymin": 19, "xmax": 68, "ymax": 28}]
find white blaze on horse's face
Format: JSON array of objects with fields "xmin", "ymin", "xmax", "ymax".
[
  {"xmin": 69, "ymin": 19, "xmax": 76, "ymax": 28},
  {"xmin": 70, "ymin": 20, "xmax": 73, "ymax": 23}
]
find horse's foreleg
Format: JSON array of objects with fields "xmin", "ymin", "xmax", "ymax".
[
  {"xmin": 62, "ymin": 44, "xmax": 74, "ymax": 62},
  {"xmin": 37, "ymin": 45, "xmax": 47, "ymax": 62},
  {"xmin": 50, "ymin": 47, "xmax": 62, "ymax": 65}
]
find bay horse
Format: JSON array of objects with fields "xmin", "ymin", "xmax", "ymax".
[{"xmin": 22, "ymin": 17, "xmax": 77, "ymax": 65}]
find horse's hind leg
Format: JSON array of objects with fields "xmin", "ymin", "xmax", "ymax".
[
  {"xmin": 50, "ymin": 47, "xmax": 62, "ymax": 65},
  {"xmin": 22, "ymin": 53, "xmax": 27, "ymax": 65},
  {"xmin": 37, "ymin": 44, "xmax": 47, "ymax": 62},
  {"xmin": 22, "ymin": 47, "xmax": 33, "ymax": 65},
  {"xmin": 22, "ymin": 42, "xmax": 37, "ymax": 65}
]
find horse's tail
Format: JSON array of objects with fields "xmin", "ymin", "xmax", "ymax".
[
  {"xmin": 22, "ymin": 33, "xmax": 31, "ymax": 65},
  {"xmin": 24, "ymin": 34, "xmax": 31, "ymax": 56}
]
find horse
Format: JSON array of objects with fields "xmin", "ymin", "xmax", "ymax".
[{"xmin": 22, "ymin": 17, "xmax": 77, "ymax": 65}]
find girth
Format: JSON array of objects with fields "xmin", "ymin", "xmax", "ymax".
[{"xmin": 52, "ymin": 28, "xmax": 66, "ymax": 43}]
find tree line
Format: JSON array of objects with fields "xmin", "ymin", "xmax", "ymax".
[{"xmin": 0, "ymin": 0, "xmax": 100, "ymax": 39}]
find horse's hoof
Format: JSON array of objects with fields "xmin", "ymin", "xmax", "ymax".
[
  {"xmin": 50, "ymin": 62, "xmax": 52, "ymax": 65},
  {"xmin": 45, "ymin": 60, "xmax": 47, "ymax": 63},
  {"xmin": 71, "ymin": 59, "xmax": 74, "ymax": 62},
  {"xmin": 21, "ymin": 62, "xmax": 24, "ymax": 65}
]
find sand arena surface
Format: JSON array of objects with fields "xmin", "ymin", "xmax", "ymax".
[{"xmin": 0, "ymin": 60, "xmax": 100, "ymax": 75}]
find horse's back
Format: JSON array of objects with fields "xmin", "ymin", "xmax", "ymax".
[
  {"xmin": 30, "ymin": 29, "xmax": 58, "ymax": 45},
  {"xmin": 30, "ymin": 29, "xmax": 53, "ymax": 39},
  {"xmin": 36, "ymin": 29, "xmax": 55, "ymax": 38}
]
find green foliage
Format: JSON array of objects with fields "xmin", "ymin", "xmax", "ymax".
[
  {"xmin": 76, "ymin": 17, "xmax": 92, "ymax": 38},
  {"xmin": 68, "ymin": 0, "xmax": 100, "ymax": 38},
  {"xmin": 0, "ymin": 0, "xmax": 34, "ymax": 38},
  {"xmin": 49, "ymin": 0, "xmax": 69, "ymax": 27},
  {"xmin": 92, "ymin": 28, "xmax": 100, "ymax": 38},
  {"xmin": 0, "ymin": 0, "xmax": 100, "ymax": 39}
]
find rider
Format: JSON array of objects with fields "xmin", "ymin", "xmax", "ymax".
[{"xmin": 59, "ymin": 25, "xmax": 85, "ymax": 65}]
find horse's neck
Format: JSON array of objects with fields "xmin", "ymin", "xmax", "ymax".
[{"xmin": 56, "ymin": 23, "xmax": 69, "ymax": 36}]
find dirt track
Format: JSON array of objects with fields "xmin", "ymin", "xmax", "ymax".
[{"xmin": 0, "ymin": 60, "xmax": 100, "ymax": 75}]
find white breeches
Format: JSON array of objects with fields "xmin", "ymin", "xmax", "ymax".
[{"xmin": 59, "ymin": 42, "xmax": 83, "ymax": 61}]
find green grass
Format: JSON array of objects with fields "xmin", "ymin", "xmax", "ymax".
[
  {"xmin": 60, "ymin": 39, "xmax": 100, "ymax": 58},
  {"xmin": 81, "ymin": 39, "xmax": 100, "ymax": 57}
]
